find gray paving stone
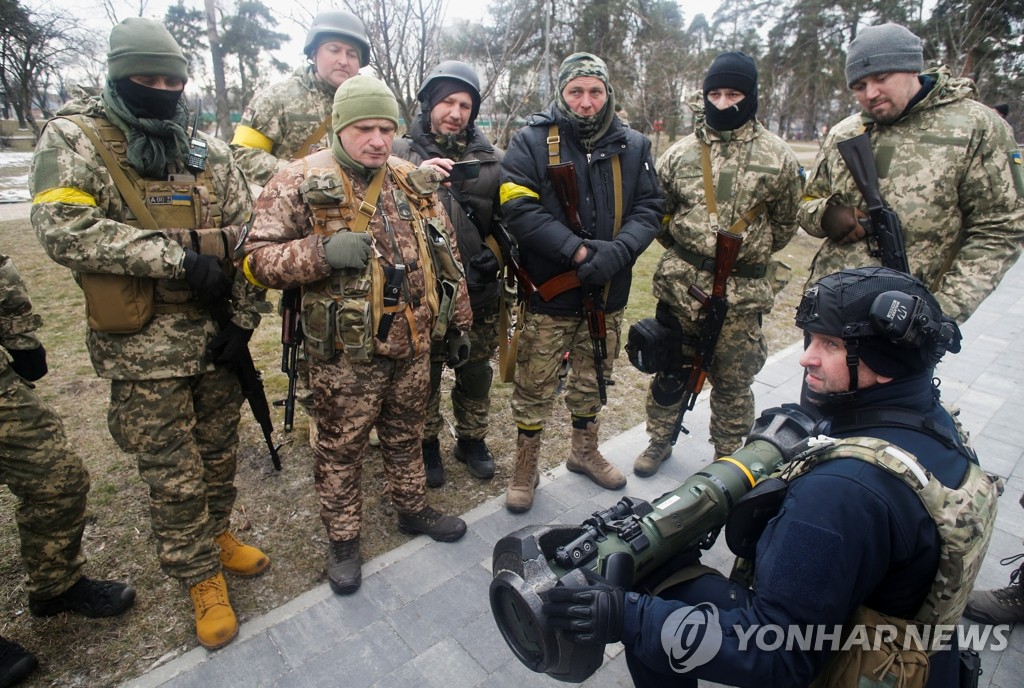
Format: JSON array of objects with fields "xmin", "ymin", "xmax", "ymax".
[
  {"xmin": 159, "ymin": 634, "xmax": 287, "ymax": 688},
  {"xmin": 387, "ymin": 564, "xmax": 493, "ymax": 654},
  {"xmin": 407, "ymin": 636, "xmax": 489, "ymax": 688}
]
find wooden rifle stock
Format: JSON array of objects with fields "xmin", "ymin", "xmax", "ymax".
[
  {"xmin": 547, "ymin": 162, "xmax": 587, "ymax": 236},
  {"xmin": 670, "ymin": 229, "xmax": 743, "ymax": 444}
]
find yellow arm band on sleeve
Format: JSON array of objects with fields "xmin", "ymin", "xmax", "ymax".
[
  {"xmin": 801, "ymin": 194, "xmax": 821, "ymax": 202},
  {"xmin": 499, "ymin": 182, "xmax": 540, "ymax": 205},
  {"xmin": 32, "ymin": 188, "xmax": 97, "ymax": 206},
  {"xmin": 241, "ymin": 254, "xmax": 271, "ymax": 290},
  {"xmin": 230, "ymin": 125, "xmax": 275, "ymax": 153}
]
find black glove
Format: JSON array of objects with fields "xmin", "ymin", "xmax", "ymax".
[
  {"xmin": 469, "ymin": 247, "xmax": 499, "ymax": 279},
  {"xmin": 446, "ymin": 329, "xmax": 471, "ymax": 368},
  {"xmin": 182, "ymin": 248, "xmax": 230, "ymax": 300},
  {"xmin": 821, "ymin": 205, "xmax": 868, "ymax": 244},
  {"xmin": 541, "ymin": 569, "xmax": 625, "ymax": 645},
  {"xmin": 575, "ymin": 239, "xmax": 632, "ymax": 286},
  {"xmin": 8, "ymin": 345, "xmax": 48, "ymax": 381},
  {"xmin": 206, "ymin": 322, "xmax": 254, "ymax": 365}
]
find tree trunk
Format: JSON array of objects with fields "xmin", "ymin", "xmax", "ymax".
[{"xmin": 204, "ymin": 0, "xmax": 232, "ymax": 139}]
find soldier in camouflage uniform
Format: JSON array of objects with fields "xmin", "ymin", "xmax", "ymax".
[
  {"xmin": 230, "ymin": 8, "xmax": 370, "ymax": 187},
  {"xmin": 239, "ymin": 75, "xmax": 472, "ymax": 596},
  {"xmin": 799, "ymin": 23, "xmax": 1024, "ymax": 324},
  {"xmin": 634, "ymin": 52, "xmax": 801, "ymax": 476},
  {"xmin": 499, "ymin": 53, "xmax": 662, "ymax": 513},
  {"xmin": 0, "ymin": 253, "xmax": 135, "ymax": 687},
  {"xmin": 29, "ymin": 19, "xmax": 268, "ymax": 651},
  {"xmin": 392, "ymin": 61, "xmax": 503, "ymax": 487}
]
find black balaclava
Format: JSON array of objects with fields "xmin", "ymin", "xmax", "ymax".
[{"xmin": 703, "ymin": 51, "xmax": 759, "ymax": 133}]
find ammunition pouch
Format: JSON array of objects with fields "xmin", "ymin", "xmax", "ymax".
[
  {"xmin": 425, "ymin": 218, "xmax": 464, "ymax": 341},
  {"xmin": 626, "ymin": 302, "xmax": 685, "ymax": 374},
  {"xmin": 301, "ymin": 291, "xmax": 337, "ymax": 362},
  {"xmin": 80, "ymin": 273, "xmax": 155, "ymax": 334}
]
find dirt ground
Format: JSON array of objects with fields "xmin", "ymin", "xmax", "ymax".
[{"xmin": 0, "ymin": 169, "xmax": 823, "ymax": 686}]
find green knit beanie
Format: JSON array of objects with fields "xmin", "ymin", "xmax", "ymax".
[
  {"xmin": 107, "ymin": 18, "xmax": 189, "ymax": 82},
  {"xmin": 332, "ymin": 75, "xmax": 400, "ymax": 133}
]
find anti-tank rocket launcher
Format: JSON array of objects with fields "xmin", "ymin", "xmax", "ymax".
[{"xmin": 488, "ymin": 404, "xmax": 819, "ymax": 683}]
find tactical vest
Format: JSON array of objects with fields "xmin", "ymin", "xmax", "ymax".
[
  {"xmin": 297, "ymin": 150, "xmax": 463, "ymax": 363},
  {"xmin": 59, "ymin": 115, "xmax": 237, "ymax": 333}
]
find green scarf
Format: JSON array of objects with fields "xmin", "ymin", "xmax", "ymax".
[{"xmin": 101, "ymin": 82, "xmax": 191, "ymax": 179}]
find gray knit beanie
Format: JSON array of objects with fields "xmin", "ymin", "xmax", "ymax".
[
  {"xmin": 845, "ymin": 23, "xmax": 923, "ymax": 87},
  {"xmin": 107, "ymin": 18, "xmax": 188, "ymax": 82}
]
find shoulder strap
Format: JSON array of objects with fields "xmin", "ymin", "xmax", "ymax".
[
  {"xmin": 547, "ymin": 122, "xmax": 622, "ymax": 236},
  {"xmin": 700, "ymin": 140, "xmax": 764, "ymax": 236},
  {"xmin": 827, "ymin": 407, "xmax": 966, "ymax": 453},
  {"xmin": 295, "ymin": 117, "xmax": 331, "ymax": 159},
  {"xmin": 57, "ymin": 115, "xmax": 160, "ymax": 230}
]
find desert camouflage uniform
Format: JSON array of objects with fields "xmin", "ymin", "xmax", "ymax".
[
  {"xmin": 240, "ymin": 153, "xmax": 472, "ymax": 541},
  {"xmin": 29, "ymin": 94, "xmax": 260, "ymax": 586},
  {"xmin": 0, "ymin": 253, "xmax": 90, "ymax": 599},
  {"xmin": 648, "ymin": 96, "xmax": 802, "ymax": 454},
  {"xmin": 231, "ymin": 65, "xmax": 336, "ymax": 187},
  {"xmin": 799, "ymin": 67, "xmax": 1024, "ymax": 323},
  {"xmin": 392, "ymin": 119, "xmax": 503, "ymax": 441}
]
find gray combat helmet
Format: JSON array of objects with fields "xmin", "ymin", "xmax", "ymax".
[
  {"xmin": 417, "ymin": 60, "xmax": 482, "ymax": 132},
  {"xmin": 304, "ymin": 9, "xmax": 371, "ymax": 67}
]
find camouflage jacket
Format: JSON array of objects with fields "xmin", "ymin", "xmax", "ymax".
[
  {"xmin": 231, "ymin": 65, "xmax": 336, "ymax": 186},
  {"xmin": 654, "ymin": 96, "xmax": 802, "ymax": 319},
  {"xmin": 0, "ymin": 252, "xmax": 44, "ymax": 375},
  {"xmin": 799, "ymin": 67, "xmax": 1024, "ymax": 323},
  {"xmin": 240, "ymin": 154, "xmax": 473, "ymax": 361},
  {"xmin": 30, "ymin": 94, "xmax": 260, "ymax": 380},
  {"xmin": 392, "ymin": 119, "xmax": 504, "ymax": 311}
]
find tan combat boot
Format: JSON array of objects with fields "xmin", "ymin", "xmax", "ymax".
[
  {"xmin": 567, "ymin": 420, "xmax": 626, "ymax": 489},
  {"xmin": 189, "ymin": 572, "xmax": 238, "ymax": 650},
  {"xmin": 506, "ymin": 433, "xmax": 541, "ymax": 513},
  {"xmin": 216, "ymin": 531, "xmax": 270, "ymax": 577},
  {"xmin": 633, "ymin": 442, "xmax": 671, "ymax": 477}
]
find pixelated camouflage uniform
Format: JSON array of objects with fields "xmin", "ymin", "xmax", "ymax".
[
  {"xmin": 648, "ymin": 95, "xmax": 802, "ymax": 454},
  {"xmin": 0, "ymin": 253, "xmax": 91, "ymax": 599},
  {"xmin": 392, "ymin": 118, "xmax": 503, "ymax": 441},
  {"xmin": 240, "ymin": 152, "xmax": 472, "ymax": 541},
  {"xmin": 500, "ymin": 105, "xmax": 663, "ymax": 428},
  {"xmin": 231, "ymin": 65, "xmax": 336, "ymax": 187},
  {"xmin": 799, "ymin": 67, "xmax": 1024, "ymax": 324},
  {"xmin": 29, "ymin": 93, "xmax": 260, "ymax": 586}
]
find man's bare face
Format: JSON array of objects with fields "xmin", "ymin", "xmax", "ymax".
[{"xmin": 851, "ymin": 72, "xmax": 922, "ymax": 124}]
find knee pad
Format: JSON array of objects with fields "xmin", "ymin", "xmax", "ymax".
[
  {"xmin": 456, "ymin": 360, "xmax": 493, "ymax": 400},
  {"xmin": 652, "ymin": 370, "xmax": 686, "ymax": 406}
]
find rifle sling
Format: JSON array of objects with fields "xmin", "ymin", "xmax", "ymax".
[
  {"xmin": 295, "ymin": 117, "xmax": 331, "ymax": 159},
  {"xmin": 672, "ymin": 246, "xmax": 767, "ymax": 279}
]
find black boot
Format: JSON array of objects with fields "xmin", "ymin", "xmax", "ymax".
[
  {"xmin": 327, "ymin": 537, "xmax": 361, "ymax": 595},
  {"xmin": 422, "ymin": 437, "xmax": 445, "ymax": 488},
  {"xmin": 29, "ymin": 576, "xmax": 136, "ymax": 618},
  {"xmin": 397, "ymin": 506, "xmax": 466, "ymax": 542},
  {"xmin": 0, "ymin": 636, "xmax": 37, "ymax": 688},
  {"xmin": 454, "ymin": 438, "xmax": 496, "ymax": 480}
]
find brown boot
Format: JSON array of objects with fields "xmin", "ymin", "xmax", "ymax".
[
  {"xmin": 506, "ymin": 433, "xmax": 541, "ymax": 513},
  {"xmin": 567, "ymin": 420, "xmax": 626, "ymax": 489},
  {"xmin": 216, "ymin": 531, "xmax": 270, "ymax": 577},
  {"xmin": 189, "ymin": 572, "xmax": 237, "ymax": 650},
  {"xmin": 633, "ymin": 442, "xmax": 671, "ymax": 477}
]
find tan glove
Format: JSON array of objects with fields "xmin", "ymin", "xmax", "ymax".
[{"xmin": 821, "ymin": 205, "xmax": 868, "ymax": 244}]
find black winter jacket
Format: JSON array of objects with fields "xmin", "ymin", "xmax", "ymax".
[
  {"xmin": 392, "ymin": 120, "xmax": 503, "ymax": 311},
  {"xmin": 499, "ymin": 106, "xmax": 663, "ymax": 316}
]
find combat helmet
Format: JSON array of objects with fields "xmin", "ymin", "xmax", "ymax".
[
  {"xmin": 795, "ymin": 266, "xmax": 961, "ymax": 403},
  {"xmin": 417, "ymin": 60, "xmax": 482, "ymax": 132},
  {"xmin": 304, "ymin": 9, "xmax": 370, "ymax": 67}
]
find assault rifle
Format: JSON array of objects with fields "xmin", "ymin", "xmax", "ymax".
[
  {"xmin": 836, "ymin": 133, "xmax": 911, "ymax": 273},
  {"xmin": 492, "ymin": 220, "xmax": 582, "ymax": 303},
  {"xmin": 669, "ymin": 227, "xmax": 743, "ymax": 444},
  {"xmin": 548, "ymin": 162, "xmax": 608, "ymax": 405},
  {"xmin": 208, "ymin": 293, "xmax": 283, "ymax": 471},
  {"xmin": 279, "ymin": 288, "xmax": 303, "ymax": 433}
]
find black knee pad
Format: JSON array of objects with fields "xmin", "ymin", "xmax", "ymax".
[
  {"xmin": 456, "ymin": 360, "xmax": 493, "ymax": 400},
  {"xmin": 652, "ymin": 370, "xmax": 686, "ymax": 406}
]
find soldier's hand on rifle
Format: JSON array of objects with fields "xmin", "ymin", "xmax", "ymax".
[
  {"xmin": 575, "ymin": 239, "xmax": 632, "ymax": 286},
  {"xmin": 467, "ymin": 247, "xmax": 499, "ymax": 288},
  {"xmin": 182, "ymin": 248, "xmax": 230, "ymax": 300},
  {"xmin": 8, "ymin": 345, "xmax": 48, "ymax": 381},
  {"xmin": 446, "ymin": 328, "xmax": 471, "ymax": 368},
  {"xmin": 323, "ymin": 233, "xmax": 372, "ymax": 270},
  {"xmin": 821, "ymin": 204, "xmax": 869, "ymax": 244},
  {"xmin": 541, "ymin": 568, "xmax": 625, "ymax": 645},
  {"xmin": 207, "ymin": 321, "xmax": 254, "ymax": 365}
]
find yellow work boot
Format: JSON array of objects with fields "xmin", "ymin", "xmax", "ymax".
[
  {"xmin": 216, "ymin": 531, "xmax": 270, "ymax": 577},
  {"xmin": 189, "ymin": 573, "xmax": 237, "ymax": 650}
]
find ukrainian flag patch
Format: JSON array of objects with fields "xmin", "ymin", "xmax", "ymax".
[{"xmin": 1012, "ymin": 150, "xmax": 1021, "ymax": 165}]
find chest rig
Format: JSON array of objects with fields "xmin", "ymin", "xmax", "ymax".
[
  {"xmin": 60, "ymin": 114, "xmax": 235, "ymax": 332},
  {"xmin": 298, "ymin": 150, "xmax": 461, "ymax": 363}
]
